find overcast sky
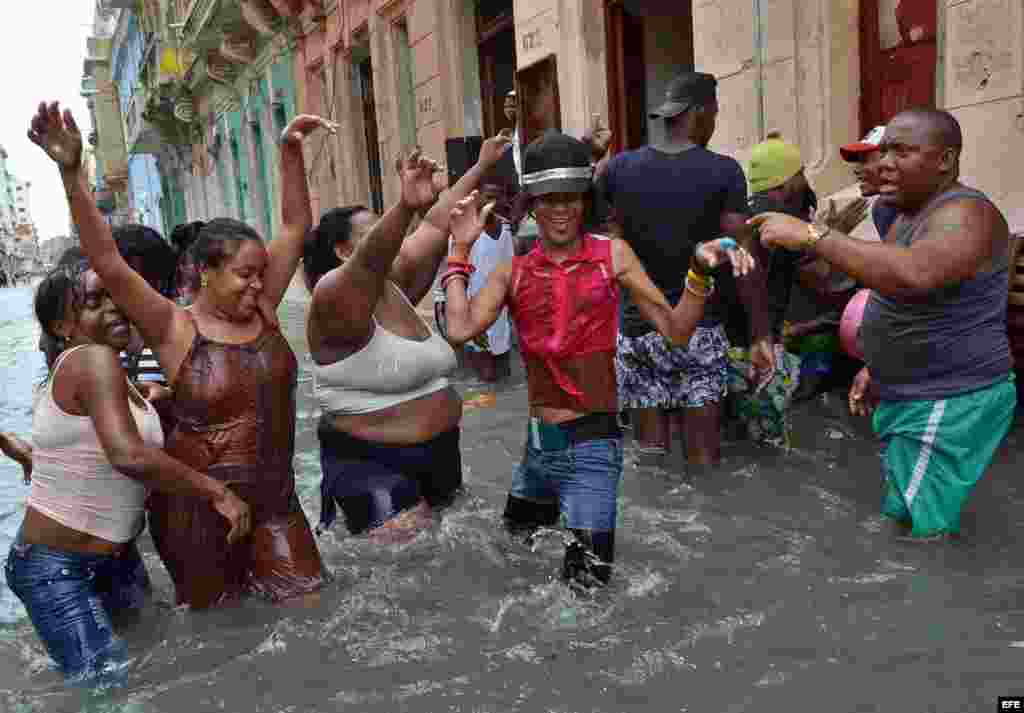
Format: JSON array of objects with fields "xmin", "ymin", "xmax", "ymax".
[{"xmin": 1, "ymin": 3, "xmax": 95, "ymax": 242}]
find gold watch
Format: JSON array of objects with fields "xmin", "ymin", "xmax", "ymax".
[{"xmin": 804, "ymin": 222, "xmax": 832, "ymax": 250}]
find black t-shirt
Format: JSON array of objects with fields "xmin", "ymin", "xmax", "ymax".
[{"xmin": 596, "ymin": 145, "xmax": 749, "ymax": 337}]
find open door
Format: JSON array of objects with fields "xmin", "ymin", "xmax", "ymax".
[
  {"xmin": 604, "ymin": 0, "xmax": 646, "ymax": 152},
  {"xmin": 860, "ymin": 0, "xmax": 937, "ymax": 134},
  {"xmin": 477, "ymin": 1, "xmax": 517, "ymax": 137},
  {"xmin": 516, "ymin": 56, "xmax": 561, "ymax": 147}
]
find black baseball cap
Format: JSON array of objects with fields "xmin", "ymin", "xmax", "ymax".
[
  {"xmin": 521, "ymin": 131, "xmax": 594, "ymax": 197},
  {"xmin": 649, "ymin": 71, "xmax": 718, "ymax": 120}
]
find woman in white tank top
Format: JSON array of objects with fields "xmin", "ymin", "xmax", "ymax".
[
  {"xmin": 304, "ymin": 133, "xmax": 513, "ymax": 542},
  {"xmin": 4, "ymin": 263, "xmax": 250, "ymax": 683}
]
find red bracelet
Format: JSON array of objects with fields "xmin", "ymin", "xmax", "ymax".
[
  {"xmin": 441, "ymin": 271, "xmax": 470, "ymax": 290},
  {"xmin": 446, "ymin": 258, "xmax": 476, "ymax": 273}
]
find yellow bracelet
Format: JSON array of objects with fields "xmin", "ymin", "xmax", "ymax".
[
  {"xmin": 686, "ymin": 269, "xmax": 714, "ymax": 290},
  {"xmin": 685, "ymin": 275, "xmax": 713, "ymax": 298}
]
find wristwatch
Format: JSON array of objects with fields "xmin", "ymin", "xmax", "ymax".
[{"xmin": 804, "ymin": 222, "xmax": 832, "ymax": 251}]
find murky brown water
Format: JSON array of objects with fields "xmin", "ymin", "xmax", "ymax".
[{"xmin": 0, "ymin": 283, "xmax": 1022, "ymax": 712}]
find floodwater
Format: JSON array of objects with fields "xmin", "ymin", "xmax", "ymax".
[{"xmin": 0, "ymin": 282, "xmax": 1022, "ymax": 712}]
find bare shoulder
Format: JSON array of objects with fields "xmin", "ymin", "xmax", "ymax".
[{"xmin": 924, "ymin": 195, "xmax": 1007, "ymax": 242}]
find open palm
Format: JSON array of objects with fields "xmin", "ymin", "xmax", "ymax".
[{"xmin": 27, "ymin": 101, "xmax": 82, "ymax": 170}]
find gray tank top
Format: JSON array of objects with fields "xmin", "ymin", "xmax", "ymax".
[{"xmin": 860, "ymin": 187, "xmax": 1011, "ymax": 401}]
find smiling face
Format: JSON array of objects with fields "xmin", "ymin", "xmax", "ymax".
[
  {"xmin": 61, "ymin": 270, "xmax": 132, "ymax": 352},
  {"xmin": 534, "ymin": 191, "xmax": 585, "ymax": 247},
  {"xmin": 201, "ymin": 238, "xmax": 268, "ymax": 322}
]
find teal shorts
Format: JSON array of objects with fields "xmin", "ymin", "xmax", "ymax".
[{"xmin": 873, "ymin": 375, "xmax": 1016, "ymax": 537}]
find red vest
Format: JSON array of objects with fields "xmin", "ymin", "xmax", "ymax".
[{"xmin": 508, "ymin": 234, "xmax": 619, "ymax": 412}]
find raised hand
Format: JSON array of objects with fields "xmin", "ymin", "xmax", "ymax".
[
  {"xmin": 693, "ymin": 237, "xmax": 756, "ymax": 278},
  {"xmin": 478, "ymin": 129, "xmax": 513, "ymax": 167},
  {"xmin": 213, "ymin": 488, "xmax": 252, "ymax": 544},
  {"xmin": 450, "ymin": 190, "xmax": 495, "ymax": 256},
  {"xmin": 280, "ymin": 114, "xmax": 337, "ymax": 148},
  {"xmin": 27, "ymin": 101, "xmax": 82, "ymax": 171},
  {"xmin": 396, "ymin": 149, "xmax": 443, "ymax": 212}
]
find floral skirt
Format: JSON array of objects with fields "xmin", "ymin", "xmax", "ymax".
[{"xmin": 725, "ymin": 344, "xmax": 801, "ymax": 448}]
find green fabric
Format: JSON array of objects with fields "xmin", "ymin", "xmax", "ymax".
[
  {"xmin": 726, "ymin": 345, "xmax": 801, "ymax": 448},
  {"xmin": 873, "ymin": 375, "xmax": 1016, "ymax": 537}
]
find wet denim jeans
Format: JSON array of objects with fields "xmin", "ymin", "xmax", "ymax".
[
  {"xmin": 510, "ymin": 436, "xmax": 623, "ymax": 532},
  {"xmin": 4, "ymin": 535, "xmax": 150, "ymax": 681}
]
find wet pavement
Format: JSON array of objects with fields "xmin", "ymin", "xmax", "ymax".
[{"xmin": 0, "ymin": 282, "xmax": 1022, "ymax": 712}]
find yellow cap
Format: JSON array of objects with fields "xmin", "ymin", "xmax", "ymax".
[{"xmin": 747, "ymin": 132, "xmax": 803, "ymax": 194}]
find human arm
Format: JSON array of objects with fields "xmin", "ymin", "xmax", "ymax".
[
  {"xmin": 849, "ymin": 366, "xmax": 878, "ymax": 417},
  {"xmin": 614, "ymin": 237, "xmax": 755, "ymax": 346},
  {"xmin": 442, "ymin": 193, "xmax": 514, "ymax": 345},
  {"xmin": 391, "ymin": 131, "xmax": 512, "ymax": 304},
  {"xmin": 310, "ymin": 152, "xmax": 441, "ymax": 347},
  {"xmin": 71, "ymin": 346, "xmax": 250, "ymax": 543},
  {"xmin": 0, "ymin": 433, "xmax": 32, "ymax": 484},
  {"xmin": 29, "ymin": 102, "xmax": 180, "ymax": 352},
  {"xmin": 261, "ymin": 115, "xmax": 338, "ymax": 308},
  {"xmin": 750, "ymin": 198, "xmax": 1004, "ymax": 300}
]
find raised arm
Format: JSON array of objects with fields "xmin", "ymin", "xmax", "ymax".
[
  {"xmin": 391, "ymin": 131, "xmax": 512, "ymax": 304},
  {"xmin": 614, "ymin": 238, "xmax": 755, "ymax": 346},
  {"xmin": 262, "ymin": 115, "xmax": 337, "ymax": 308},
  {"xmin": 310, "ymin": 152, "xmax": 442, "ymax": 348},
  {"xmin": 29, "ymin": 102, "xmax": 178, "ymax": 351},
  {"xmin": 443, "ymin": 192, "xmax": 513, "ymax": 345},
  {"xmin": 71, "ymin": 346, "xmax": 251, "ymax": 544}
]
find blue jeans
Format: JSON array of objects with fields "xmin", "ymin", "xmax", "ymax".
[
  {"xmin": 510, "ymin": 436, "xmax": 623, "ymax": 532},
  {"xmin": 4, "ymin": 535, "xmax": 150, "ymax": 681}
]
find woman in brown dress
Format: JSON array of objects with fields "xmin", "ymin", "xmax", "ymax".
[{"xmin": 29, "ymin": 100, "xmax": 333, "ymax": 609}]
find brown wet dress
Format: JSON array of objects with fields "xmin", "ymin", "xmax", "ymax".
[{"xmin": 147, "ymin": 315, "xmax": 326, "ymax": 609}]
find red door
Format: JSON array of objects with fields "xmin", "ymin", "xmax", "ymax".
[{"xmin": 860, "ymin": 0, "xmax": 937, "ymax": 134}]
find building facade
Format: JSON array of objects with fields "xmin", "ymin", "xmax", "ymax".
[{"xmin": 273, "ymin": 0, "xmax": 1022, "ymax": 237}]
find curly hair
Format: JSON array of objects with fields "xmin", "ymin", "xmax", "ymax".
[{"xmin": 190, "ymin": 218, "xmax": 264, "ymax": 271}]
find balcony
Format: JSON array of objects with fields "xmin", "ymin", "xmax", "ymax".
[{"xmin": 123, "ymin": 89, "xmax": 163, "ymax": 155}]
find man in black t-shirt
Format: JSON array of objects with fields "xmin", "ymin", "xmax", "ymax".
[{"xmin": 597, "ymin": 72, "xmax": 774, "ymax": 472}]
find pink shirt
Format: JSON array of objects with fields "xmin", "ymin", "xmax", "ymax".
[{"xmin": 28, "ymin": 345, "xmax": 164, "ymax": 543}]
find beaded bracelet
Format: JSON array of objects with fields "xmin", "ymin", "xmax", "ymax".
[{"xmin": 685, "ymin": 274, "xmax": 714, "ymax": 299}]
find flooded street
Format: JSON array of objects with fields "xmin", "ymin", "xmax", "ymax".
[{"xmin": 0, "ymin": 282, "xmax": 1021, "ymax": 712}]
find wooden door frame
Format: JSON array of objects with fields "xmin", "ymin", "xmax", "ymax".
[{"xmin": 477, "ymin": 6, "xmax": 515, "ymax": 140}]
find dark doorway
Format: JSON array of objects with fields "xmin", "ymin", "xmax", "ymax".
[
  {"xmin": 516, "ymin": 56, "xmax": 561, "ymax": 147},
  {"xmin": 859, "ymin": 0, "xmax": 937, "ymax": 134},
  {"xmin": 476, "ymin": 1, "xmax": 517, "ymax": 137},
  {"xmin": 604, "ymin": 1, "xmax": 693, "ymax": 152},
  {"xmin": 357, "ymin": 57, "xmax": 384, "ymax": 215}
]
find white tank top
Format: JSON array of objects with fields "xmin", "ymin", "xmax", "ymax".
[
  {"xmin": 313, "ymin": 282, "xmax": 457, "ymax": 415},
  {"xmin": 29, "ymin": 344, "xmax": 165, "ymax": 543}
]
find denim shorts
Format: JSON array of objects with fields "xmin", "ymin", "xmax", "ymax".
[
  {"xmin": 4, "ymin": 536, "xmax": 150, "ymax": 681},
  {"xmin": 510, "ymin": 435, "xmax": 623, "ymax": 532}
]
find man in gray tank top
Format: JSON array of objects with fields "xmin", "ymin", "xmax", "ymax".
[{"xmin": 750, "ymin": 108, "xmax": 1015, "ymax": 541}]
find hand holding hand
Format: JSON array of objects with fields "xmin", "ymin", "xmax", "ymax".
[
  {"xmin": 450, "ymin": 190, "xmax": 495, "ymax": 256},
  {"xmin": 136, "ymin": 382, "xmax": 173, "ymax": 405},
  {"xmin": 694, "ymin": 237, "xmax": 755, "ymax": 278},
  {"xmin": 849, "ymin": 367, "xmax": 878, "ymax": 417},
  {"xmin": 280, "ymin": 114, "xmax": 337, "ymax": 148},
  {"xmin": 213, "ymin": 487, "xmax": 251, "ymax": 545},
  {"xmin": 748, "ymin": 212, "xmax": 812, "ymax": 252},
  {"xmin": 396, "ymin": 148, "xmax": 442, "ymax": 212},
  {"xmin": 27, "ymin": 101, "xmax": 82, "ymax": 171}
]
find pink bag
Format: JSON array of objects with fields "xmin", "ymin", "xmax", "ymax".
[{"xmin": 840, "ymin": 288, "xmax": 871, "ymax": 360}]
